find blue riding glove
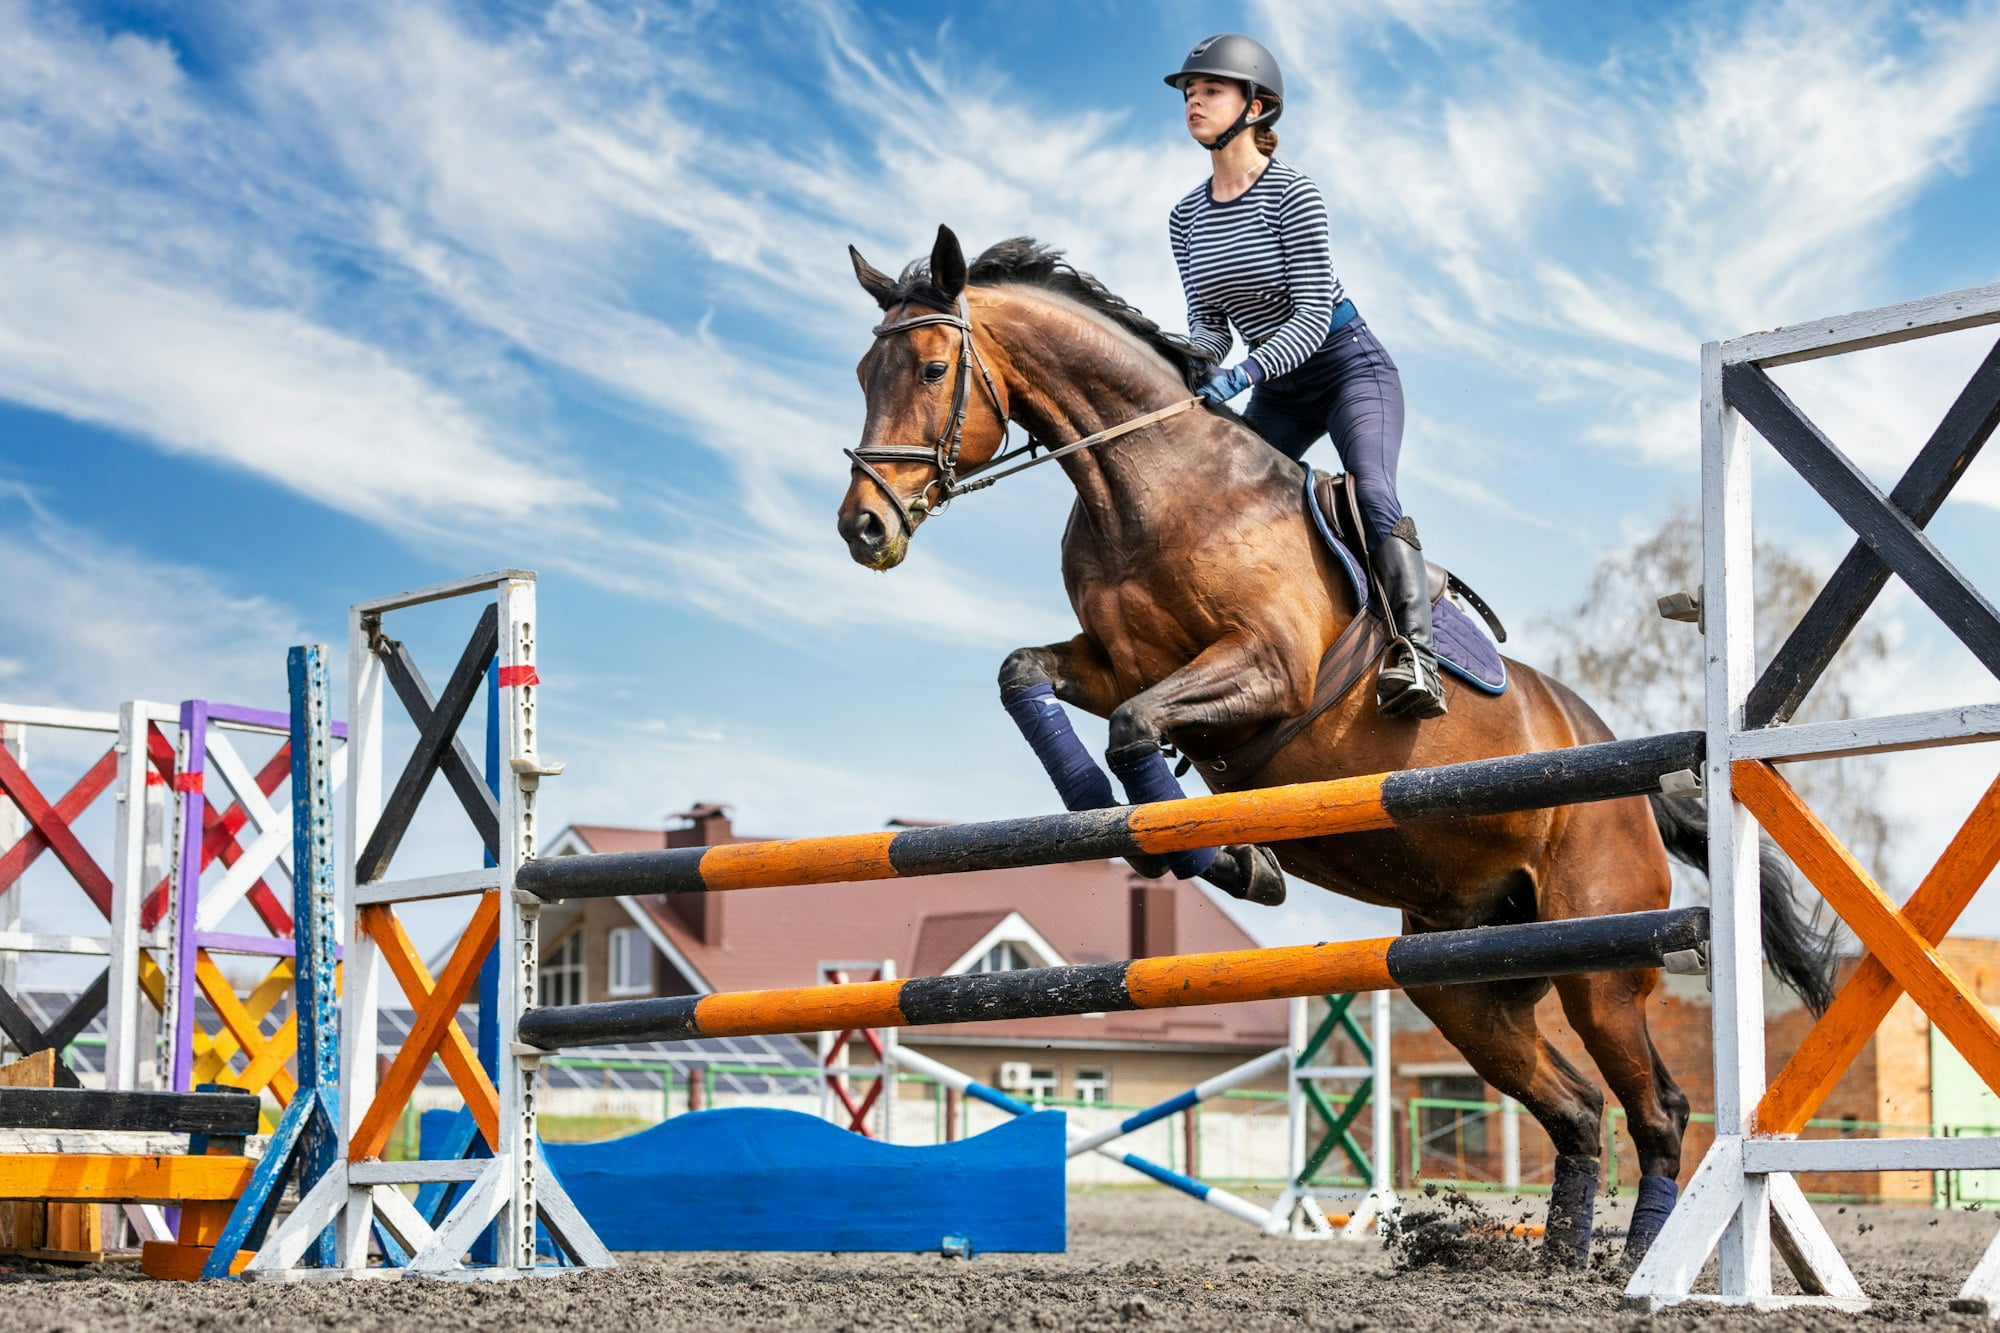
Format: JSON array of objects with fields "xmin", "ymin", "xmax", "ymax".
[{"xmin": 1196, "ymin": 360, "xmax": 1262, "ymax": 405}]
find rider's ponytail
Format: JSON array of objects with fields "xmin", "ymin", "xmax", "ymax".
[{"xmin": 1254, "ymin": 126, "xmax": 1279, "ymax": 155}]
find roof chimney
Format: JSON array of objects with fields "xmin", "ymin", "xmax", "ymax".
[
  {"xmin": 663, "ymin": 803, "xmax": 732, "ymax": 945},
  {"xmin": 1129, "ymin": 882, "xmax": 1177, "ymax": 959}
]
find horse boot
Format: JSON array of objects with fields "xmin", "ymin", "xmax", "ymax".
[{"xmin": 1371, "ymin": 517, "xmax": 1448, "ymax": 720}]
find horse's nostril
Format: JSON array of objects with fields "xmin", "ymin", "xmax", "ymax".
[{"xmin": 840, "ymin": 508, "xmax": 887, "ymax": 547}]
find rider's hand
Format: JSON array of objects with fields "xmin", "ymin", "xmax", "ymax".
[{"xmin": 1196, "ymin": 360, "xmax": 1261, "ymax": 405}]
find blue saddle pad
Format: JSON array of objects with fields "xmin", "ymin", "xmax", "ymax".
[{"xmin": 1303, "ymin": 473, "xmax": 1508, "ymax": 696}]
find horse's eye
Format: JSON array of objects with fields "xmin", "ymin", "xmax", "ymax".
[{"xmin": 921, "ymin": 361, "xmax": 948, "ymax": 384}]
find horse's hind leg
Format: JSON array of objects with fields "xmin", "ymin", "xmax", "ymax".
[
  {"xmin": 1403, "ymin": 977, "xmax": 1606, "ymax": 1268},
  {"xmin": 1551, "ymin": 968, "xmax": 1689, "ymax": 1267},
  {"xmin": 1543, "ymin": 796, "xmax": 1687, "ymax": 1265}
]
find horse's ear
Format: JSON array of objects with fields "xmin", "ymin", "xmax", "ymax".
[
  {"xmin": 930, "ymin": 225, "xmax": 967, "ymax": 301},
  {"xmin": 849, "ymin": 245, "xmax": 899, "ymax": 310}
]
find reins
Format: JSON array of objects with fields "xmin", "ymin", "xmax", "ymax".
[{"xmin": 846, "ymin": 295, "xmax": 1200, "ymax": 536}]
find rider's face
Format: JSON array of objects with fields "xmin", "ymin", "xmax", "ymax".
[{"xmin": 1182, "ymin": 77, "xmax": 1254, "ymax": 145}]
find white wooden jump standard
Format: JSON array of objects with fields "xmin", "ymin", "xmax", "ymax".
[
  {"xmin": 0, "ymin": 700, "xmax": 176, "ymax": 1097},
  {"xmin": 1625, "ymin": 280, "xmax": 2000, "ymax": 1314},
  {"xmin": 239, "ymin": 569, "xmax": 610, "ymax": 1281}
]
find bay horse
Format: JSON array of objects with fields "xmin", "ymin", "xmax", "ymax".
[{"xmin": 836, "ymin": 226, "xmax": 1835, "ymax": 1266}]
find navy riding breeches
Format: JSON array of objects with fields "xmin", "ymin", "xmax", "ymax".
[{"xmin": 1242, "ymin": 316, "xmax": 1406, "ymax": 546}]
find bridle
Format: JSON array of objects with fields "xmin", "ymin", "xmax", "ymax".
[{"xmin": 846, "ymin": 295, "xmax": 1201, "ymax": 539}]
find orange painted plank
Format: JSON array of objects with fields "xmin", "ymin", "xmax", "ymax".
[
  {"xmin": 1124, "ymin": 937, "xmax": 1397, "ymax": 1007},
  {"xmin": 1737, "ymin": 761, "xmax": 2000, "ymax": 1104},
  {"xmin": 1759, "ymin": 771, "xmax": 2000, "ymax": 1134},
  {"xmin": 141, "ymin": 1240, "xmax": 252, "ymax": 1281},
  {"xmin": 1128, "ymin": 773, "xmax": 1392, "ymax": 852},
  {"xmin": 700, "ymin": 833, "xmax": 898, "ymax": 890},
  {"xmin": 695, "ymin": 980, "xmax": 908, "ymax": 1038},
  {"xmin": 0, "ymin": 1154, "xmax": 254, "ymax": 1203},
  {"xmin": 350, "ymin": 894, "xmax": 500, "ymax": 1161},
  {"xmin": 364, "ymin": 906, "xmax": 500, "ymax": 1151}
]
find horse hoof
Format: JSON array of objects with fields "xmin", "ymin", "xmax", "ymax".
[
  {"xmin": 1125, "ymin": 852, "xmax": 1169, "ymax": 879},
  {"xmin": 1200, "ymin": 844, "xmax": 1286, "ymax": 905}
]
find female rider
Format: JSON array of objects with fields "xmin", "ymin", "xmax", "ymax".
[{"xmin": 1166, "ymin": 34, "xmax": 1446, "ymax": 719}]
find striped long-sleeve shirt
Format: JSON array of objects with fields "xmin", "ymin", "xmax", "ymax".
[{"xmin": 1168, "ymin": 158, "xmax": 1346, "ymax": 382}]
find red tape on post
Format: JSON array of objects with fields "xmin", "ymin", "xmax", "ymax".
[
  {"xmin": 173, "ymin": 773, "xmax": 203, "ymax": 794},
  {"xmin": 497, "ymin": 666, "xmax": 540, "ymax": 688}
]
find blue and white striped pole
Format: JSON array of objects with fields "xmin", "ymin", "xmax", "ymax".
[
  {"xmin": 891, "ymin": 1046, "xmax": 1278, "ymax": 1232},
  {"xmin": 1064, "ymin": 1047, "xmax": 1290, "ymax": 1157}
]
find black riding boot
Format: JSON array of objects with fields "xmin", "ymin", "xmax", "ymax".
[{"xmin": 1371, "ymin": 517, "xmax": 1448, "ymax": 719}]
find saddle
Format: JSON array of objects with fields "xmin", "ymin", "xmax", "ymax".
[{"xmin": 1187, "ymin": 472, "xmax": 1508, "ymax": 785}]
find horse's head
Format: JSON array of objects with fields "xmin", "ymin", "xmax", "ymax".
[{"xmin": 838, "ymin": 225, "xmax": 1010, "ymax": 570}]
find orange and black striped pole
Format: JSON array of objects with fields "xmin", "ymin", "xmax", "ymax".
[
  {"xmin": 516, "ymin": 907, "xmax": 1708, "ymax": 1049},
  {"xmin": 515, "ymin": 731, "xmax": 1702, "ymax": 902}
]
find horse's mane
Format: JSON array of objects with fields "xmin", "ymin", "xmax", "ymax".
[{"xmin": 885, "ymin": 237, "xmax": 1215, "ymax": 391}]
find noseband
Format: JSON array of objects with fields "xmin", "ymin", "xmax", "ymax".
[{"xmin": 846, "ymin": 296, "xmax": 1202, "ymax": 539}]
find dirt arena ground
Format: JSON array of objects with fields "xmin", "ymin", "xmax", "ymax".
[{"xmin": 0, "ymin": 1189, "xmax": 1992, "ymax": 1330}]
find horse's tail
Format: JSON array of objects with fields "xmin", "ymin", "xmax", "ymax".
[{"xmin": 1649, "ymin": 792, "xmax": 1838, "ymax": 1016}]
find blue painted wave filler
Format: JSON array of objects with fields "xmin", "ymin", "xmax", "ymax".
[{"xmin": 543, "ymin": 1106, "xmax": 1067, "ymax": 1254}]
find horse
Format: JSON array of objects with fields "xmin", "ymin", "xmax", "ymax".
[{"xmin": 835, "ymin": 225, "xmax": 1835, "ymax": 1266}]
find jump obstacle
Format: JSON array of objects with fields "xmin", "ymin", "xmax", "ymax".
[
  {"xmin": 216, "ymin": 570, "xmax": 1717, "ymax": 1282},
  {"xmin": 0, "ymin": 659, "xmax": 355, "ymax": 1277},
  {"xmin": 209, "ymin": 281, "xmax": 2000, "ymax": 1310},
  {"xmin": 0, "ymin": 696, "xmax": 345, "ymax": 1257}
]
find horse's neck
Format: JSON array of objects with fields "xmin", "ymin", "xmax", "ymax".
[{"xmin": 984, "ymin": 294, "xmax": 1270, "ymax": 545}]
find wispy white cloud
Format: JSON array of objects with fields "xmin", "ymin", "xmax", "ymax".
[
  {"xmin": 0, "ymin": 485, "xmax": 309, "ymax": 710},
  {"xmin": 0, "ymin": 236, "xmax": 604, "ymax": 535}
]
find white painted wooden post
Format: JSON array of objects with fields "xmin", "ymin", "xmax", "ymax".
[
  {"xmin": 104, "ymin": 701, "xmax": 148, "ymax": 1094},
  {"xmin": 0, "ymin": 721, "xmax": 23, "ymax": 1004},
  {"xmin": 495, "ymin": 573, "xmax": 544, "ymax": 1272}
]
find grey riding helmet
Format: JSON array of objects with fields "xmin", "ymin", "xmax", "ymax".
[{"xmin": 1164, "ymin": 33, "xmax": 1283, "ymax": 150}]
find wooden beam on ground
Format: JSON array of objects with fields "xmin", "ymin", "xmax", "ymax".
[{"xmin": 0, "ymin": 1088, "xmax": 260, "ymax": 1137}]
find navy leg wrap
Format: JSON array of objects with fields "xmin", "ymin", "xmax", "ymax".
[
  {"xmin": 1002, "ymin": 683, "xmax": 1116, "ymax": 812},
  {"xmin": 1107, "ymin": 744, "xmax": 1217, "ymax": 879},
  {"xmin": 1544, "ymin": 1153, "xmax": 1599, "ymax": 1268},
  {"xmin": 1625, "ymin": 1173, "xmax": 1677, "ymax": 1259}
]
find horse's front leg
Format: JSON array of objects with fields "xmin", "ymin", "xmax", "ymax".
[
  {"xmin": 1107, "ymin": 633, "xmax": 1305, "ymax": 893},
  {"xmin": 998, "ymin": 634, "xmax": 1124, "ymax": 813},
  {"xmin": 998, "ymin": 635, "xmax": 1179, "ymax": 881}
]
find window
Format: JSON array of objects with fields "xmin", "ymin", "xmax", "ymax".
[
  {"xmin": 1074, "ymin": 1068, "xmax": 1110, "ymax": 1105},
  {"xmin": 973, "ymin": 941, "xmax": 1032, "ymax": 973},
  {"xmin": 608, "ymin": 926, "xmax": 651, "ymax": 996},
  {"xmin": 540, "ymin": 930, "xmax": 583, "ymax": 1008},
  {"xmin": 1024, "ymin": 1066, "xmax": 1060, "ymax": 1105},
  {"xmin": 1418, "ymin": 1074, "xmax": 1489, "ymax": 1155}
]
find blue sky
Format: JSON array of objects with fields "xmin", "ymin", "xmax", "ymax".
[{"xmin": 3, "ymin": 0, "xmax": 2000, "ymax": 958}]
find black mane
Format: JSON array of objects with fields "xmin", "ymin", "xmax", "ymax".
[{"xmin": 884, "ymin": 237, "xmax": 1214, "ymax": 390}]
